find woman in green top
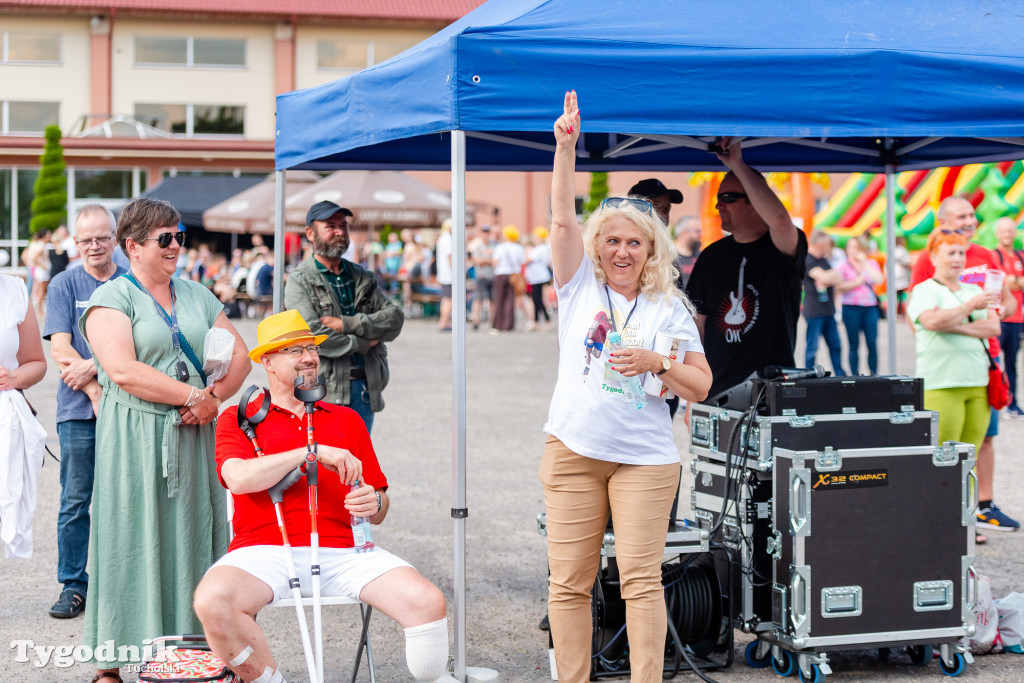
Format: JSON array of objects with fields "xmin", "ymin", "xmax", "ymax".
[
  {"xmin": 907, "ymin": 229, "xmax": 998, "ymax": 453},
  {"xmin": 81, "ymin": 198, "xmax": 251, "ymax": 683}
]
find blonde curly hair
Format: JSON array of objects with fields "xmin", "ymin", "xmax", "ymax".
[{"xmin": 582, "ymin": 197, "xmax": 694, "ymax": 313}]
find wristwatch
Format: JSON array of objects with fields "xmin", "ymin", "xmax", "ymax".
[
  {"xmin": 655, "ymin": 356, "xmax": 672, "ymax": 376},
  {"xmin": 375, "ymin": 490, "xmax": 383, "ymax": 513}
]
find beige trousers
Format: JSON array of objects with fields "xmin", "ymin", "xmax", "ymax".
[{"xmin": 539, "ymin": 436, "xmax": 679, "ymax": 683}]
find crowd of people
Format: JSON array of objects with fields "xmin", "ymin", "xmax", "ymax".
[{"xmin": 1, "ymin": 90, "xmax": 1021, "ymax": 683}]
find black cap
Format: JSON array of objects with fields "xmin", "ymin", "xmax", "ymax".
[
  {"xmin": 305, "ymin": 200, "xmax": 353, "ymax": 226},
  {"xmin": 628, "ymin": 178, "xmax": 683, "ymax": 204}
]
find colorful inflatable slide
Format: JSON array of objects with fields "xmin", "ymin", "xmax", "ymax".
[{"xmin": 813, "ymin": 162, "xmax": 1024, "ymax": 251}]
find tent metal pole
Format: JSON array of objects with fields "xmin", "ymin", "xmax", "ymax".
[
  {"xmin": 450, "ymin": 130, "xmax": 468, "ymax": 683},
  {"xmin": 883, "ymin": 157, "xmax": 898, "ymax": 373},
  {"xmin": 273, "ymin": 169, "xmax": 286, "ymax": 314}
]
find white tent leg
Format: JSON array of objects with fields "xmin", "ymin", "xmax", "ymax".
[
  {"xmin": 448, "ymin": 131, "xmax": 500, "ymax": 683},
  {"xmin": 451, "ymin": 130, "xmax": 469, "ymax": 683},
  {"xmin": 883, "ymin": 158, "xmax": 898, "ymax": 374},
  {"xmin": 273, "ymin": 169, "xmax": 286, "ymax": 315}
]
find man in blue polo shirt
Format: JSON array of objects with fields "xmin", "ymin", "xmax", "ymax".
[{"xmin": 42, "ymin": 204, "xmax": 126, "ymax": 618}]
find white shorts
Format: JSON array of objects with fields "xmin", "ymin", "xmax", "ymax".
[{"xmin": 211, "ymin": 545, "xmax": 412, "ymax": 604}]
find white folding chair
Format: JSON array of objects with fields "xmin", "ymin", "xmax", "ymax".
[{"xmin": 226, "ymin": 491, "xmax": 377, "ymax": 682}]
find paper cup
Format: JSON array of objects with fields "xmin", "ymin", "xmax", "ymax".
[{"xmin": 642, "ymin": 331, "xmax": 691, "ymax": 398}]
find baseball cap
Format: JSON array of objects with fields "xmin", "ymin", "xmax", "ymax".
[
  {"xmin": 305, "ymin": 200, "xmax": 354, "ymax": 226},
  {"xmin": 628, "ymin": 178, "xmax": 683, "ymax": 204}
]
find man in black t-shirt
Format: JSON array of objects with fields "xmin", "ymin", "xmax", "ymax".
[
  {"xmin": 685, "ymin": 139, "xmax": 807, "ymax": 397},
  {"xmin": 802, "ymin": 230, "xmax": 845, "ymax": 376}
]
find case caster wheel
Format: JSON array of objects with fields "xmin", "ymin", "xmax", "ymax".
[
  {"xmin": 745, "ymin": 640, "xmax": 771, "ymax": 668},
  {"xmin": 799, "ymin": 664, "xmax": 825, "ymax": 683},
  {"xmin": 939, "ymin": 652, "xmax": 966, "ymax": 677},
  {"xmin": 907, "ymin": 644, "xmax": 933, "ymax": 666},
  {"xmin": 772, "ymin": 649, "xmax": 797, "ymax": 677}
]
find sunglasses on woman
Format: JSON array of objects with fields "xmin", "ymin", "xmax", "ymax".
[
  {"xmin": 717, "ymin": 192, "xmax": 749, "ymax": 204},
  {"xmin": 144, "ymin": 231, "xmax": 187, "ymax": 249},
  {"xmin": 599, "ymin": 197, "xmax": 654, "ymax": 215}
]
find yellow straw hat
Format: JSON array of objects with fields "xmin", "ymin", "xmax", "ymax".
[{"xmin": 248, "ymin": 309, "xmax": 328, "ymax": 361}]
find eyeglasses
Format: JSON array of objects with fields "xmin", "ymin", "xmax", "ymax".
[
  {"xmin": 76, "ymin": 236, "xmax": 113, "ymax": 248},
  {"xmin": 938, "ymin": 228, "xmax": 967, "ymax": 235},
  {"xmin": 144, "ymin": 231, "xmax": 187, "ymax": 249},
  {"xmin": 599, "ymin": 197, "xmax": 654, "ymax": 215},
  {"xmin": 717, "ymin": 192, "xmax": 749, "ymax": 204},
  {"xmin": 275, "ymin": 345, "xmax": 320, "ymax": 357}
]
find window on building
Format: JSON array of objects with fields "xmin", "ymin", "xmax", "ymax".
[
  {"xmin": 75, "ymin": 169, "xmax": 147, "ymax": 200},
  {"xmin": 2, "ymin": 101, "xmax": 60, "ymax": 134},
  {"xmin": 2, "ymin": 32, "xmax": 61, "ymax": 64},
  {"xmin": 316, "ymin": 39, "xmax": 416, "ymax": 71},
  {"xmin": 134, "ymin": 36, "xmax": 246, "ymax": 67},
  {"xmin": 135, "ymin": 103, "xmax": 244, "ymax": 137}
]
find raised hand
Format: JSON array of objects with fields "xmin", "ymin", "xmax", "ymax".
[
  {"xmin": 713, "ymin": 136, "xmax": 744, "ymax": 169},
  {"xmin": 553, "ymin": 90, "xmax": 580, "ymax": 147}
]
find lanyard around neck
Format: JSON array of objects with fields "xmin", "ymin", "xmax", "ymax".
[
  {"xmin": 125, "ymin": 271, "xmax": 181, "ymax": 352},
  {"xmin": 604, "ymin": 285, "xmax": 641, "ymax": 334}
]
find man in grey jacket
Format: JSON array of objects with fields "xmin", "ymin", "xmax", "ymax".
[{"xmin": 284, "ymin": 201, "xmax": 404, "ymax": 432}]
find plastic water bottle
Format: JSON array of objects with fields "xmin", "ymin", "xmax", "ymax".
[
  {"xmin": 607, "ymin": 331, "xmax": 647, "ymax": 410},
  {"xmin": 350, "ymin": 481, "xmax": 375, "ymax": 553}
]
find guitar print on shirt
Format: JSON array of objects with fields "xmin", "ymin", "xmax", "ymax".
[{"xmin": 717, "ymin": 256, "xmax": 759, "ymax": 343}]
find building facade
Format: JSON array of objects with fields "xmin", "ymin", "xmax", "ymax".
[{"xmin": 0, "ymin": 0, "xmax": 485, "ymax": 268}]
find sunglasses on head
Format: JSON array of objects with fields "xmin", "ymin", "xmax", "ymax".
[
  {"xmin": 599, "ymin": 197, "xmax": 654, "ymax": 215},
  {"xmin": 717, "ymin": 192, "xmax": 749, "ymax": 204},
  {"xmin": 144, "ymin": 231, "xmax": 187, "ymax": 249}
]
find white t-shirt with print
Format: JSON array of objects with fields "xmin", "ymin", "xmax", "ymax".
[{"xmin": 543, "ymin": 258, "xmax": 704, "ymax": 465}]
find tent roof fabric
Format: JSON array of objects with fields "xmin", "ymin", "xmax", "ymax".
[
  {"xmin": 275, "ymin": 0, "xmax": 1024, "ymax": 173},
  {"xmin": 141, "ymin": 175, "xmax": 264, "ymax": 228}
]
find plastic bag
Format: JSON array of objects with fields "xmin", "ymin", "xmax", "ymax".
[
  {"xmin": 203, "ymin": 327, "xmax": 235, "ymax": 386},
  {"xmin": 970, "ymin": 573, "xmax": 1001, "ymax": 654},
  {"xmin": 996, "ymin": 592, "xmax": 1024, "ymax": 654}
]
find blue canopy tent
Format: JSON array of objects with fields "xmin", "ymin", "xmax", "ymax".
[{"xmin": 274, "ymin": 1, "xmax": 1024, "ymax": 678}]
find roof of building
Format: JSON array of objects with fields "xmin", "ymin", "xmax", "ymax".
[{"xmin": 0, "ymin": 0, "xmax": 485, "ymax": 22}]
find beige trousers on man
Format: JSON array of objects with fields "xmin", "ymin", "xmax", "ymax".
[{"xmin": 540, "ymin": 436, "xmax": 679, "ymax": 683}]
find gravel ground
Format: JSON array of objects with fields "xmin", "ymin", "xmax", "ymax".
[{"xmin": 3, "ymin": 313, "xmax": 1024, "ymax": 682}]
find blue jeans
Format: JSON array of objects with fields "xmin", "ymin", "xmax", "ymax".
[
  {"xmin": 841, "ymin": 304, "xmax": 879, "ymax": 375},
  {"xmin": 804, "ymin": 314, "xmax": 846, "ymax": 376},
  {"xmin": 56, "ymin": 419, "xmax": 96, "ymax": 595},
  {"xmin": 349, "ymin": 379, "xmax": 375, "ymax": 434}
]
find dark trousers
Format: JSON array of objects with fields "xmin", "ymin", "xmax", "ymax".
[
  {"xmin": 1001, "ymin": 321, "xmax": 1024, "ymax": 408},
  {"xmin": 491, "ymin": 274, "xmax": 515, "ymax": 331},
  {"xmin": 841, "ymin": 304, "xmax": 879, "ymax": 375},
  {"xmin": 804, "ymin": 314, "xmax": 846, "ymax": 376},
  {"xmin": 530, "ymin": 283, "xmax": 550, "ymax": 322}
]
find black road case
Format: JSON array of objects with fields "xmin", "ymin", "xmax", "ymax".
[
  {"xmin": 764, "ymin": 443, "xmax": 976, "ymax": 680},
  {"xmin": 690, "ymin": 405, "xmax": 937, "ymax": 471}
]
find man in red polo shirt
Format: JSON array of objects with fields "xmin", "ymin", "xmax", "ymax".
[
  {"xmin": 993, "ymin": 216, "xmax": 1024, "ymax": 418},
  {"xmin": 909, "ymin": 196, "xmax": 1019, "ymax": 535},
  {"xmin": 194, "ymin": 310, "xmax": 450, "ymax": 683}
]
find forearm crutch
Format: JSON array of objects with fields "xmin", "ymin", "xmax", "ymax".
[
  {"xmin": 294, "ymin": 374, "xmax": 327, "ymax": 683},
  {"xmin": 237, "ymin": 386, "xmax": 319, "ymax": 683}
]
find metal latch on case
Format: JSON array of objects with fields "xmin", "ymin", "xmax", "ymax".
[{"xmin": 815, "ymin": 447, "xmax": 841, "ymax": 472}]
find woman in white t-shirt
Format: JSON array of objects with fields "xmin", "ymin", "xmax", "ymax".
[
  {"xmin": 525, "ymin": 227, "xmax": 553, "ymax": 330},
  {"xmin": 541, "ymin": 91, "xmax": 712, "ymax": 683},
  {"xmin": 491, "ymin": 225, "xmax": 526, "ymax": 331}
]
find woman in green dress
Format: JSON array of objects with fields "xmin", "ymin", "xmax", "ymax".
[{"xmin": 81, "ymin": 198, "xmax": 251, "ymax": 683}]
